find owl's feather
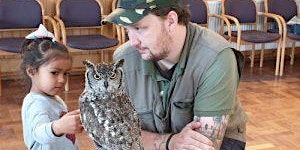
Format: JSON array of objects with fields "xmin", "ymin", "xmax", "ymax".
[{"xmin": 79, "ymin": 60, "xmax": 143, "ymax": 150}]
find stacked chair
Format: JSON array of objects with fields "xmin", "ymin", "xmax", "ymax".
[
  {"xmin": 221, "ymin": 0, "xmax": 283, "ymax": 75},
  {"xmin": 0, "ymin": 0, "xmax": 58, "ymax": 96},
  {"xmin": 264, "ymin": 0, "xmax": 298, "ymax": 76}
]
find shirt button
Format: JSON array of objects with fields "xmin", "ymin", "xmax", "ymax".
[{"xmin": 160, "ymin": 91, "xmax": 164, "ymax": 96}]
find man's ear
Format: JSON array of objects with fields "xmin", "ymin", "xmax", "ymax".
[
  {"xmin": 26, "ymin": 67, "xmax": 36, "ymax": 77},
  {"xmin": 165, "ymin": 10, "xmax": 178, "ymax": 32}
]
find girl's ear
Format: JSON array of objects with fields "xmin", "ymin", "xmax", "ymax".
[{"xmin": 26, "ymin": 67, "xmax": 36, "ymax": 77}]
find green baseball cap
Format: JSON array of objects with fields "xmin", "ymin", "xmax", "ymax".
[{"xmin": 102, "ymin": 0, "xmax": 178, "ymax": 26}]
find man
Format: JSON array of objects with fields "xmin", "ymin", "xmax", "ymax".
[{"xmin": 102, "ymin": 0, "xmax": 247, "ymax": 149}]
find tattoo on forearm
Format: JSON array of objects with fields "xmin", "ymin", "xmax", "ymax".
[
  {"xmin": 154, "ymin": 134, "xmax": 169, "ymax": 150},
  {"xmin": 194, "ymin": 115, "xmax": 229, "ymax": 149}
]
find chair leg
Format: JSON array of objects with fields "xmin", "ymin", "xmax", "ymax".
[
  {"xmin": 0, "ymin": 69, "xmax": 1, "ymax": 97},
  {"xmin": 250, "ymin": 44, "xmax": 255, "ymax": 67},
  {"xmin": 98, "ymin": 52, "xmax": 101, "ymax": 63},
  {"xmin": 290, "ymin": 42, "xmax": 296, "ymax": 65},
  {"xmin": 275, "ymin": 40, "xmax": 282, "ymax": 76},
  {"xmin": 99, "ymin": 51, "xmax": 102, "ymax": 62},
  {"xmin": 260, "ymin": 44, "xmax": 265, "ymax": 68},
  {"xmin": 64, "ymin": 74, "xmax": 69, "ymax": 92},
  {"xmin": 0, "ymin": 79, "xmax": 1, "ymax": 97},
  {"xmin": 280, "ymin": 39, "xmax": 286, "ymax": 76}
]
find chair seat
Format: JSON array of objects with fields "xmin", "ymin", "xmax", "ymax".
[
  {"xmin": 267, "ymin": 25, "xmax": 294, "ymax": 33},
  {"xmin": 267, "ymin": 28, "xmax": 279, "ymax": 33},
  {"xmin": 267, "ymin": 28, "xmax": 300, "ymax": 40},
  {"xmin": 287, "ymin": 33, "xmax": 300, "ymax": 40},
  {"xmin": 0, "ymin": 37, "xmax": 24, "ymax": 53},
  {"xmin": 67, "ymin": 34, "xmax": 119, "ymax": 50},
  {"xmin": 231, "ymin": 30, "xmax": 281, "ymax": 43}
]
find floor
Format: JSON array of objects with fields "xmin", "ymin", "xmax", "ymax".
[{"xmin": 0, "ymin": 55, "xmax": 300, "ymax": 150}]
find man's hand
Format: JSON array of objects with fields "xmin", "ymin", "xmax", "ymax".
[{"xmin": 168, "ymin": 122, "xmax": 215, "ymax": 150}]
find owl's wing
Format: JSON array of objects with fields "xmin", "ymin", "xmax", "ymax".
[
  {"xmin": 114, "ymin": 94, "xmax": 143, "ymax": 149},
  {"xmin": 79, "ymin": 96, "xmax": 106, "ymax": 148}
]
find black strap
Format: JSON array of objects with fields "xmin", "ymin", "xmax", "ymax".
[
  {"xmin": 231, "ymin": 48, "xmax": 245, "ymax": 79},
  {"xmin": 166, "ymin": 133, "xmax": 176, "ymax": 150},
  {"xmin": 30, "ymin": 141, "xmax": 36, "ymax": 149}
]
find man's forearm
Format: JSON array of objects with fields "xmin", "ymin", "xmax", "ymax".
[
  {"xmin": 194, "ymin": 115, "xmax": 229, "ymax": 150},
  {"xmin": 141, "ymin": 130, "xmax": 171, "ymax": 150}
]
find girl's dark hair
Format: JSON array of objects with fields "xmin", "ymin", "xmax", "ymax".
[
  {"xmin": 150, "ymin": 1, "xmax": 191, "ymax": 26},
  {"xmin": 20, "ymin": 37, "xmax": 71, "ymax": 91}
]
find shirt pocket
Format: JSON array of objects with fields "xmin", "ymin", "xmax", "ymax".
[
  {"xmin": 171, "ymin": 98, "xmax": 194, "ymax": 131},
  {"xmin": 137, "ymin": 110, "xmax": 157, "ymax": 132}
]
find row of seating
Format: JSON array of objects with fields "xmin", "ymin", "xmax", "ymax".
[
  {"xmin": 0, "ymin": 0, "xmax": 122, "ymax": 96},
  {"xmin": 187, "ymin": 0, "xmax": 298, "ymax": 77},
  {"xmin": 221, "ymin": 0, "xmax": 299, "ymax": 77}
]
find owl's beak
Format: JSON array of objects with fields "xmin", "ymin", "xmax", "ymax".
[{"xmin": 104, "ymin": 80, "xmax": 108, "ymax": 89}]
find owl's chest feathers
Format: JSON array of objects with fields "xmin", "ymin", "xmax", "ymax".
[
  {"xmin": 81, "ymin": 91, "xmax": 127, "ymax": 103},
  {"xmin": 80, "ymin": 91, "xmax": 132, "ymax": 117}
]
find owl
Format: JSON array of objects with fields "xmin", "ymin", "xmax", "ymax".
[{"xmin": 79, "ymin": 59, "xmax": 143, "ymax": 150}]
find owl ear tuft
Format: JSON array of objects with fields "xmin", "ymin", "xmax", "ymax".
[
  {"xmin": 83, "ymin": 60, "xmax": 94, "ymax": 69},
  {"xmin": 113, "ymin": 59, "xmax": 124, "ymax": 70}
]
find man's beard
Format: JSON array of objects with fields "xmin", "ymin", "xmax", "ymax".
[{"xmin": 149, "ymin": 30, "xmax": 172, "ymax": 61}]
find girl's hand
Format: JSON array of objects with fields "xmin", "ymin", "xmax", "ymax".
[{"xmin": 52, "ymin": 109, "xmax": 83, "ymax": 136}]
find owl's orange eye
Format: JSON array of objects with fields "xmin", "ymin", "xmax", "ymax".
[
  {"xmin": 94, "ymin": 74, "xmax": 100, "ymax": 79},
  {"xmin": 110, "ymin": 72, "xmax": 116, "ymax": 79}
]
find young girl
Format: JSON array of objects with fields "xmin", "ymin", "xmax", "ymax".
[{"xmin": 21, "ymin": 25, "xmax": 83, "ymax": 150}]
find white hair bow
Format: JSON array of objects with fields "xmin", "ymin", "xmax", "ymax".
[{"xmin": 25, "ymin": 24, "xmax": 56, "ymax": 42}]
